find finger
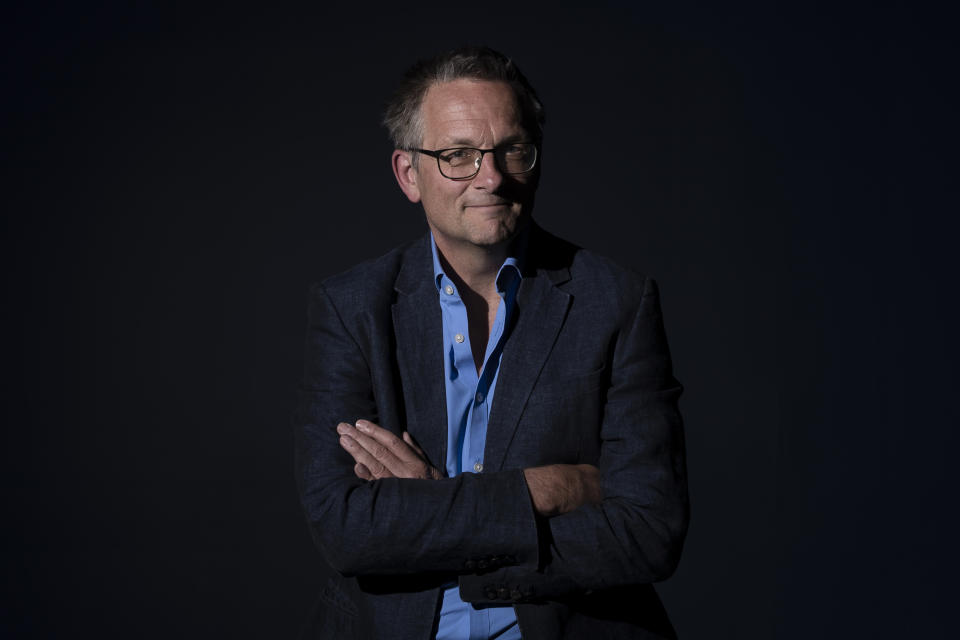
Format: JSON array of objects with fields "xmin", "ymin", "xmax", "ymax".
[
  {"xmin": 354, "ymin": 462, "xmax": 374, "ymax": 481},
  {"xmin": 343, "ymin": 428, "xmax": 407, "ymax": 478},
  {"xmin": 402, "ymin": 432, "xmax": 442, "ymax": 480},
  {"xmin": 355, "ymin": 420, "xmax": 423, "ymax": 465},
  {"xmin": 347, "ymin": 424, "xmax": 400, "ymax": 463},
  {"xmin": 337, "ymin": 421, "xmax": 385, "ymax": 454},
  {"xmin": 402, "ymin": 431, "xmax": 426, "ymax": 457},
  {"xmin": 349, "ymin": 424, "xmax": 434, "ymax": 479},
  {"xmin": 338, "ymin": 433, "xmax": 391, "ymax": 478}
]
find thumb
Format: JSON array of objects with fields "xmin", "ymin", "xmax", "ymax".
[{"xmin": 402, "ymin": 431, "xmax": 426, "ymax": 457}]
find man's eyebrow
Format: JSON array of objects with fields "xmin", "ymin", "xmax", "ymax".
[
  {"xmin": 444, "ymin": 137, "xmax": 479, "ymax": 147},
  {"xmin": 443, "ymin": 133, "xmax": 528, "ymax": 147}
]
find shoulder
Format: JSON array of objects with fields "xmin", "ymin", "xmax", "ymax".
[
  {"xmin": 531, "ymin": 225, "xmax": 655, "ymax": 314},
  {"xmin": 309, "ymin": 235, "xmax": 428, "ymax": 309},
  {"xmin": 571, "ymin": 248, "xmax": 651, "ymax": 296}
]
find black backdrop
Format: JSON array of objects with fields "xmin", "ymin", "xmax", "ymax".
[{"xmin": 3, "ymin": 2, "xmax": 957, "ymax": 638}]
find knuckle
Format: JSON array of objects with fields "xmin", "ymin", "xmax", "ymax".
[{"xmin": 403, "ymin": 463, "xmax": 427, "ymax": 480}]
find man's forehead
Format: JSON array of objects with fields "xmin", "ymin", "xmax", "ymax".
[
  {"xmin": 421, "ymin": 79, "xmax": 527, "ymax": 143},
  {"xmin": 424, "ymin": 77, "xmax": 516, "ymax": 102}
]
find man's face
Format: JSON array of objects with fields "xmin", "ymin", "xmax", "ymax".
[{"xmin": 398, "ymin": 79, "xmax": 538, "ymax": 252}]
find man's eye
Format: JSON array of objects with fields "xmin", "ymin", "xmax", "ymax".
[
  {"xmin": 501, "ymin": 144, "xmax": 531, "ymax": 159},
  {"xmin": 440, "ymin": 149, "xmax": 476, "ymax": 165}
]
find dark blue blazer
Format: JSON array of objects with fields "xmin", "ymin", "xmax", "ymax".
[{"xmin": 295, "ymin": 224, "xmax": 688, "ymax": 639}]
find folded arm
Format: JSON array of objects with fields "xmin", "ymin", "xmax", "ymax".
[
  {"xmin": 337, "ymin": 419, "xmax": 603, "ymax": 517},
  {"xmin": 295, "ymin": 276, "xmax": 687, "ymax": 598},
  {"xmin": 294, "ymin": 283, "xmax": 542, "ymax": 578},
  {"xmin": 458, "ymin": 276, "xmax": 689, "ymax": 603}
]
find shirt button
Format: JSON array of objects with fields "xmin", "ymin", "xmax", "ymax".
[
  {"xmin": 474, "ymin": 462, "xmax": 484, "ymax": 473},
  {"xmin": 444, "ymin": 284, "xmax": 454, "ymax": 295},
  {"xmin": 454, "ymin": 334, "xmax": 464, "ymax": 343},
  {"xmin": 475, "ymin": 391, "xmax": 484, "ymax": 403}
]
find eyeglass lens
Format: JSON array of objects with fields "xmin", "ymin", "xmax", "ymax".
[{"xmin": 438, "ymin": 144, "xmax": 536, "ymax": 179}]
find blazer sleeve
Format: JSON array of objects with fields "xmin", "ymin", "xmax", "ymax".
[
  {"xmin": 294, "ymin": 282, "xmax": 542, "ymax": 578},
  {"xmin": 459, "ymin": 276, "xmax": 689, "ymax": 603}
]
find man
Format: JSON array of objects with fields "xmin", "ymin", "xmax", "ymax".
[{"xmin": 295, "ymin": 46, "xmax": 688, "ymax": 639}]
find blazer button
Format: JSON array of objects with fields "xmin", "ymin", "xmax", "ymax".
[
  {"xmin": 510, "ymin": 588, "xmax": 523, "ymax": 601},
  {"xmin": 497, "ymin": 587, "xmax": 510, "ymax": 600},
  {"xmin": 464, "ymin": 560, "xmax": 477, "ymax": 571},
  {"xmin": 477, "ymin": 559, "xmax": 488, "ymax": 570},
  {"xmin": 483, "ymin": 586, "xmax": 498, "ymax": 600}
]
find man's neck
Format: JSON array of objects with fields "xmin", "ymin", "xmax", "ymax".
[
  {"xmin": 432, "ymin": 237, "xmax": 509, "ymax": 300},
  {"xmin": 431, "ymin": 230, "xmax": 524, "ymax": 372}
]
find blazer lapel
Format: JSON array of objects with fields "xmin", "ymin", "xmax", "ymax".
[
  {"xmin": 484, "ymin": 262, "xmax": 572, "ymax": 473},
  {"xmin": 391, "ymin": 237, "xmax": 448, "ymax": 473}
]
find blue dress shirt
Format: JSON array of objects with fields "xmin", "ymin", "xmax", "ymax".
[{"xmin": 431, "ymin": 235, "xmax": 524, "ymax": 640}]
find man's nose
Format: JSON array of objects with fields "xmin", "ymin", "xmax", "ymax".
[{"xmin": 472, "ymin": 150, "xmax": 504, "ymax": 189}]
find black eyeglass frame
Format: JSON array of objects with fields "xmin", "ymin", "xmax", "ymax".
[{"xmin": 409, "ymin": 143, "xmax": 539, "ymax": 181}]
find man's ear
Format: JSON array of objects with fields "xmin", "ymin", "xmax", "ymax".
[{"xmin": 391, "ymin": 150, "xmax": 421, "ymax": 203}]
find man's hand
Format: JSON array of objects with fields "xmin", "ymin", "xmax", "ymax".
[
  {"xmin": 523, "ymin": 464, "xmax": 604, "ymax": 517},
  {"xmin": 337, "ymin": 420, "xmax": 443, "ymax": 481}
]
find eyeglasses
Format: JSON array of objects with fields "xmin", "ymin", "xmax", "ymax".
[{"xmin": 410, "ymin": 143, "xmax": 538, "ymax": 180}]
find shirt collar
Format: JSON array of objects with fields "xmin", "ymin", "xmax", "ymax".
[{"xmin": 430, "ymin": 228, "xmax": 528, "ymax": 296}]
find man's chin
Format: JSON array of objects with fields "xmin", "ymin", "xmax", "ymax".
[{"xmin": 468, "ymin": 218, "xmax": 526, "ymax": 248}]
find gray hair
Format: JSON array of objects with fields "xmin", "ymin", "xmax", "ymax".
[{"xmin": 383, "ymin": 46, "xmax": 546, "ymax": 153}]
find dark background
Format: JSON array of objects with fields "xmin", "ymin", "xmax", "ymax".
[{"xmin": 3, "ymin": 1, "xmax": 957, "ymax": 638}]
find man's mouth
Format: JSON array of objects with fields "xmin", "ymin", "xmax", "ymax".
[{"xmin": 465, "ymin": 201, "xmax": 511, "ymax": 208}]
